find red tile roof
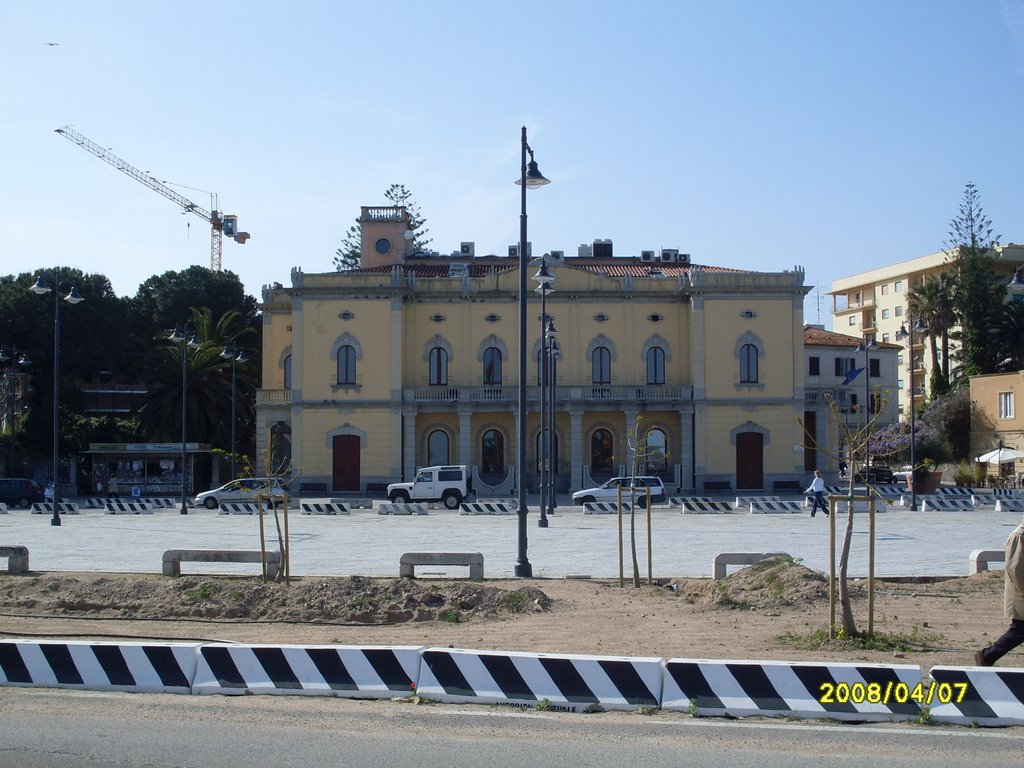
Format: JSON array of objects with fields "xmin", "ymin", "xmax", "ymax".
[{"xmin": 803, "ymin": 325, "xmax": 902, "ymax": 350}]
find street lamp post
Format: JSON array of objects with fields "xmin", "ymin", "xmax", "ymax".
[
  {"xmin": 896, "ymin": 317, "xmax": 927, "ymax": 510},
  {"xmin": 533, "ymin": 260, "xmax": 555, "ymax": 529},
  {"xmin": 546, "ymin": 327, "xmax": 559, "ymax": 518},
  {"xmin": 220, "ymin": 344, "xmax": 249, "ymax": 480},
  {"xmin": 513, "ymin": 126, "xmax": 550, "ymax": 577},
  {"xmin": 856, "ymin": 337, "xmax": 878, "ymax": 478},
  {"xmin": 170, "ymin": 324, "xmax": 201, "ymax": 515},
  {"xmin": 0, "ymin": 348, "xmax": 30, "ymax": 476},
  {"xmin": 1007, "ymin": 265, "xmax": 1024, "ymax": 297},
  {"xmin": 30, "ymin": 276, "xmax": 84, "ymax": 526}
]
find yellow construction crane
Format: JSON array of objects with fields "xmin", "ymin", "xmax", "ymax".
[{"xmin": 55, "ymin": 126, "xmax": 249, "ymax": 271}]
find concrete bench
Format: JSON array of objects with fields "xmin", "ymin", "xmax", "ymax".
[
  {"xmin": 0, "ymin": 545, "xmax": 29, "ymax": 574},
  {"xmin": 162, "ymin": 549, "xmax": 280, "ymax": 578},
  {"xmin": 703, "ymin": 481, "xmax": 732, "ymax": 494},
  {"xmin": 399, "ymin": 552, "xmax": 484, "ymax": 580},
  {"xmin": 713, "ymin": 551, "xmax": 791, "ymax": 580},
  {"xmin": 772, "ymin": 480, "xmax": 802, "ymax": 494},
  {"xmin": 970, "ymin": 549, "xmax": 1005, "ymax": 574}
]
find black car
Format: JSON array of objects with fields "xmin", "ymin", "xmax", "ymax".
[
  {"xmin": 0, "ymin": 477, "xmax": 45, "ymax": 508},
  {"xmin": 853, "ymin": 467, "xmax": 896, "ymax": 484}
]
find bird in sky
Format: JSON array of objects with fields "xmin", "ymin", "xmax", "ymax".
[{"xmin": 46, "ymin": 42, "xmax": 59, "ymax": 46}]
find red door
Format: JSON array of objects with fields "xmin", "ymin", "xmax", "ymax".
[
  {"xmin": 332, "ymin": 435, "xmax": 361, "ymax": 492},
  {"xmin": 735, "ymin": 432, "xmax": 764, "ymax": 490}
]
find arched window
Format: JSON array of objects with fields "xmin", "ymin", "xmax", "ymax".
[
  {"xmin": 740, "ymin": 343, "xmax": 759, "ymax": 383},
  {"xmin": 427, "ymin": 430, "xmax": 449, "ymax": 466},
  {"xmin": 481, "ymin": 430, "xmax": 505, "ymax": 475},
  {"xmin": 590, "ymin": 429, "xmax": 614, "ymax": 474},
  {"xmin": 592, "ymin": 346, "xmax": 611, "ymax": 385},
  {"xmin": 283, "ymin": 355, "xmax": 292, "ymax": 389},
  {"xmin": 646, "ymin": 347, "xmax": 665, "ymax": 385},
  {"xmin": 483, "ymin": 346, "xmax": 502, "ymax": 386},
  {"xmin": 644, "ymin": 428, "xmax": 668, "ymax": 473},
  {"xmin": 429, "ymin": 347, "xmax": 448, "ymax": 386},
  {"xmin": 337, "ymin": 345, "xmax": 356, "ymax": 385}
]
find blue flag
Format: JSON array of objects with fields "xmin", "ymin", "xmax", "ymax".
[{"xmin": 842, "ymin": 367, "xmax": 864, "ymax": 385}]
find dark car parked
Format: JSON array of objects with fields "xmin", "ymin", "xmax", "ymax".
[
  {"xmin": 0, "ymin": 477, "xmax": 45, "ymax": 508},
  {"xmin": 854, "ymin": 467, "xmax": 896, "ymax": 484}
]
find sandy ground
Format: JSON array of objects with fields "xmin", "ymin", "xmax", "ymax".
[{"xmin": 0, "ymin": 559, "xmax": 1017, "ymax": 668}]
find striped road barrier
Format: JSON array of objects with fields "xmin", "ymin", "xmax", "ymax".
[
  {"xmin": 191, "ymin": 644, "xmax": 423, "ymax": 698},
  {"xmin": 921, "ymin": 498, "xmax": 975, "ymax": 512},
  {"xmin": 929, "ymin": 666, "xmax": 1024, "ymax": 726},
  {"xmin": 749, "ymin": 500, "xmax": 803, "ymax": 514},
  {"xmin": 30, "ymin": 502, "xmax": 79, "ymax": 516},
  {"xmin": 460, "ymin": 501, "xmax": 515, "ymax": 515},
  {"xmin": 996, "ymin": 498, "xmax": 1024, "ymax": 513},
  {"xmin": 669, "ymin": 497, "xmax": 712, "ymax": 507},
  {"xmin": 105, "ymin": 501, "xmax": 153, "ymax": 515},
  {"xmin": 416, "ymin": 648, "xmax": 663, "ymax": 712},
  {"xmin": 141, "ymin": 497, "xmax": 179, "ymax": 509},
  {"xmin": 300, "ymin": 502, "xmax": 350, "ymax": 515},
  {"xmin": 679, "ymin": 500, "xmax": 734, "ymax": 514},
  {"xmin": 0, "ymin": 640, "xmax": 199, "ymax": 695},
  {"xmin": 661, "ymin": 659, "xmax": 926, "ymax": 722},
  {"xmin": 734, "ymin": 496, "xmax": 779, "ymax": 508},
  {"xmin": 81, "ymin": 498, "xmax": 107, "ymax": 509},
  {"xmin": 378, "ymin": 503, "xmax": 428, "ymax": 515},
  {"xmin": 218, "ymin": 502, "xmax": 265, "ymax": 515},
  {"xmin": 331, "ymin": 498, "xmax": 374, "ymax": 509},
  {"xmin": 583, "ymin": 502, "xmax": 633, "ymax": 514}
]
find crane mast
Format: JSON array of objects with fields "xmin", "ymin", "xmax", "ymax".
[{"xmin": 54, "ymin": 126, "xmax": 249, "ymax": 271}]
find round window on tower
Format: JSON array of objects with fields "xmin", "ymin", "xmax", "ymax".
[{"xmin": 374, "ymin": 238, "xmax": 392, "ymax": 255}]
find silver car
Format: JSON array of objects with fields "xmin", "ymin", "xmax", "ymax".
[
  {"xmin": 195, "ymin": 478, "xmax": 286, "ymax": 509},
  {"xmin": 572, "ymin": 476, "xmax": 666, "ymax": 508}
]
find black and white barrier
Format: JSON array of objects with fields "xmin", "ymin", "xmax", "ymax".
[
  {"xmin": 416, "ymin": 648, "xmax": 663, "ymax": 712},
  {"xmin": 929, "ymin": 666, "xmax": 1024, "ymax": 726},
  {"xmin": 191, "ymin": 644, "xmax": 423, "ymax": 698},
  {"xmin": 661, "ymin": 659, "xmax": 926, "ymax": 722},
  {"xmin": 0, "ymin": 640, "xmax": 199, "ymax": 694},
  {"xmin": 300, "ymin": 502, "xmax": 350, "ymax": 515}
]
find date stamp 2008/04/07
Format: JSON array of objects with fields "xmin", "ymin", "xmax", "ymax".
[{"xmin": 818, "ymin": 681, "xmax": 969, "ymax": 706}]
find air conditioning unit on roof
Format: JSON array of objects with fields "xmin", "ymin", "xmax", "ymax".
[
  {"xmin": 508, "ymin": 242, "xmax": 532, "ymax": 259},
  {"xmin": 593, "ymin": 239, "xmax": 613, "ymax": 258},
  {"xmin": 460, "ymin": 242, "xmax": 475, "ymax": 257},
  {"xmin": 578, "ymin": 243, "xmax": 592, "ymax": 258},
  {"xmin": 661, "ymin": 248, "xmax": 679, "ymax": 262},
  {"xmin": 641, "ymin": 250, "xmax": 655, "ymax": 262},
  {"xmin": 679, "ymin": 252, "xmax": 691, "ymax": 264},
  {"xmin": 549, "ymin": 250, "xmax": 564, "ymax": 261}
]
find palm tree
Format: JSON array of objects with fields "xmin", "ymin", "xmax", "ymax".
[
  {"xmin": 988, "ymin": 300, "xmax": 1024, "ymax": 372},
  {"xmin": 907, "ymin": 273, "xmax": 955, "ymax": 395},
  {"xmin": 136, "ymin": 308, "xmax": 257, "ymax": 446}
]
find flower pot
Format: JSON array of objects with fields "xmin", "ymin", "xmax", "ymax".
[{"xmin": 909, "ymin": 471, "xmax": 942, "ymax": 495}]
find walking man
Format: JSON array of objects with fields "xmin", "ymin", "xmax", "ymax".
[
  {"xmin": 974, "ymin": 516, "xmax": 1024, "ymax": 666},
  {"xmin": 805, "ymin": 470, "xmax": 829, "ymax": 518}
]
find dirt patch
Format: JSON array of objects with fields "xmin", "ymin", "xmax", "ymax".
[{"xmin": 0, "ymin": 561, "xmax": 1014, "ymax": 668}]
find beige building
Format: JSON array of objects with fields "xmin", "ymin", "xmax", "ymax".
[
  {"xmin": 828, "ymin": 244, "xmax": 1024, "ymax": 418},
  {"xmin": 257, "ymin": 205, "xmax": 830, "ymax": 496},
  {"xmin": 970, "ymin": 371, "xmax": 1024, "ymax": 479}
]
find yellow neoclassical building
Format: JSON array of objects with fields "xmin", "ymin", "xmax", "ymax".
[{"xmin": 256, "ymin": 206, "xmax": 817, "ymax": 496}]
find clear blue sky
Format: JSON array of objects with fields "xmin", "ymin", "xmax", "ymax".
[{"xmin": 3, "ymin": 1, "xmax": 1023, "ymax": 328}]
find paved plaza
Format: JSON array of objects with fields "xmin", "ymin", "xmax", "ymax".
[{"xmin": 1, "ymin": 497, "xmax": 1021, "ymax": 580}]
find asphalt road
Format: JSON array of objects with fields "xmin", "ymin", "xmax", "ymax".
[
  {"xmin": 1, "ymin": 688, "xmax": 1022, "ymax": 768},
  {"xmin": 0, "ymin": 499, "xmax": 1020, "ymax": 579}
]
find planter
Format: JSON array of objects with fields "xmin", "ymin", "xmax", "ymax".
[{"xmin": 909, "ymin": 471, "xmax": 942, "ymax": 495}]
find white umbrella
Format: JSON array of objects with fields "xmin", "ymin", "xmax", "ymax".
[{"xmin": 975, "ymin": 446, "xmax": 1024, "ymax": 465}]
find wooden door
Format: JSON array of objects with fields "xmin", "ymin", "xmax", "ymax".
[
  {"xmin": 332, "ymin": 435, "xmax": 361, "ymax": 492},
  {"xmin": 735, "ymin": 432, "xmax": 764, "ymax": 490}
]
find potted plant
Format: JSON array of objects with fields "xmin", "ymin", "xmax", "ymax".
[{"xmin": 910, "ymin": 459, "xmax": 942, "ymax": 494}]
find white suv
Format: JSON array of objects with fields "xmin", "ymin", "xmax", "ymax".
[
  {"xmin": 572, "ymin": 476, "xmax": 667, "ymax": 508},
  {"xmin": 195, "ymin": 478, "xmax": 287, "ymax": 509},
  {"xmin": 387, "ymin": 465, "xmax": 473, "ymax": 509}
]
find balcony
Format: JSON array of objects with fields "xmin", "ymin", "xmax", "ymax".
[
  {"xmin": 256, "ymin": 389, "xmax": 293, "ymax": 406},
  {"xmin": 806, "ymin": 387, "xmax": 848, "ymax": 403},
  {"xmin": 404, "ymin": 384, "xmax": 691, "ymax": 406}
]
